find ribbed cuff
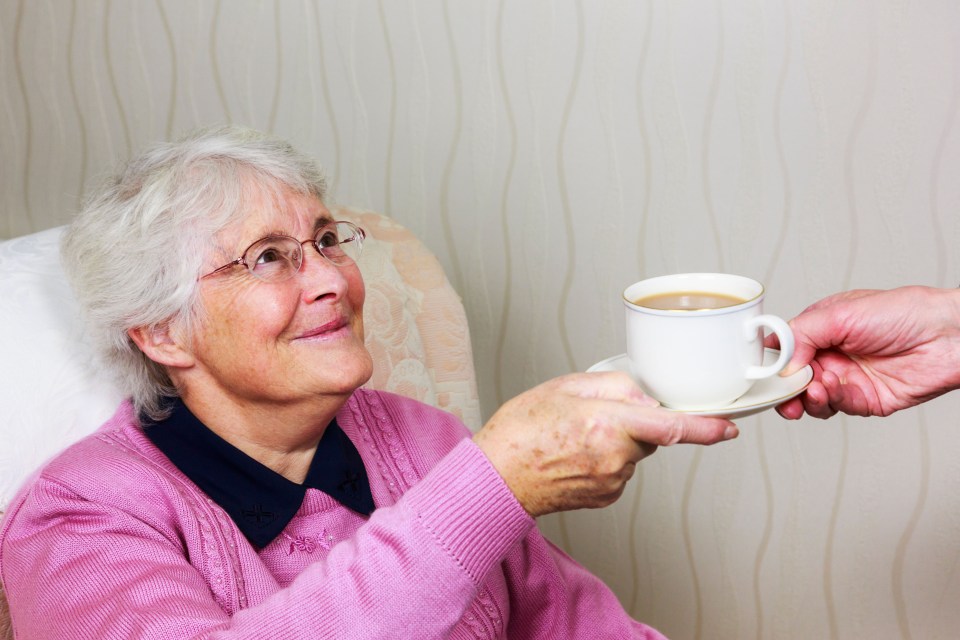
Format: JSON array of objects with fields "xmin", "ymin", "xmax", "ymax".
[{"xmin": 405, "ymin": 438, "xmax": 534, "ymax": 584}]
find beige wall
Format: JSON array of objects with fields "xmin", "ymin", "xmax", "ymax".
[{"xmin": 3, "ymin": 0, "xmax": 960, "ymax": 637}]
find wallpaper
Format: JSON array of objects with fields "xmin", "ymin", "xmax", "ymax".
[{"xmin": 2, "ymin": 0, "xmax": 960, "ymax": 637}]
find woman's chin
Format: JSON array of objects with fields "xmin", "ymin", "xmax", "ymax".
[
  {"xmin": 353, "ymin": 350, "xmax": 375, "ymax": 389},
  {"xmin": 321, "ymin": 346, "xmax": 374, "ymax": 396}
]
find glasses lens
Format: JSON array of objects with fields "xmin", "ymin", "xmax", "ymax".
[
  {"xmin": 245, "ymin": 236, "xmax": 301, "ymax": 282},
  {"xmin": 315, "ymin": 222, "xmax": 363, "ymax": 265}
]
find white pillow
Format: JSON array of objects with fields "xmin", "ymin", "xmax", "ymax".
[{"xmin": 0, "ymin": 227, "xmax": 125, "ymax": 507}]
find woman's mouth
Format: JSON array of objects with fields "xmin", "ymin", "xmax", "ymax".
[{"xmin": 295, "ymin": 316, "xmax": 351, "ymax": 341}]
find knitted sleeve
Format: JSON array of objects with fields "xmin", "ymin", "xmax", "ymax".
[
  {"xmin": 500, "ymin": 528, "xmax": 669, "ymax": 639},
  {"xmin": 361, "ymin": 390, "xmax": 668, "ymax": 639}
]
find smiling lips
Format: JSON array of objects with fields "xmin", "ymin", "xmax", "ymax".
[{"xmin": 295, "ymin": 315, "xmax": 351, "ymax": 341}]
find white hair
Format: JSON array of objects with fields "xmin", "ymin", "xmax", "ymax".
[{"xmin": 61, "ymin": 125, "xmax": 328, "ymax": 421}]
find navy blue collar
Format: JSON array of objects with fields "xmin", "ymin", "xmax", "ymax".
[{"xmin": 144, "ymin": 399, "xmax": 374, "ymax": 549}]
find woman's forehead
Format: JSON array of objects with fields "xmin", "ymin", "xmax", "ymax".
[
  {"xmin": 212, "ymin": 190, "xmax": 331, "ymax": 255},
  {"xmin": 249, "ymin": 186, "xmax": 331, "ymax": 225}
]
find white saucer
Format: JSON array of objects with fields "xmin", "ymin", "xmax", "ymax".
[{"xmin": 586, "ymin": 348, "xmax": 813, "ymax": 419}]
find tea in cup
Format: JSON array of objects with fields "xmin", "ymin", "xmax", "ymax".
[{"xmin": 622, "ymin": 273, "xmax": 794, "ymax": 410}]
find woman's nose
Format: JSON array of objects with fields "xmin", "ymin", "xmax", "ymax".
[{"xmin": 297, "ymin": 244, "xmax": 349, "ymax": 301}]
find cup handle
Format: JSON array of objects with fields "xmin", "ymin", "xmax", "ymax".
[{"xmin": 744, "ymin": 315, "xmax": 795, "ymax": 380}]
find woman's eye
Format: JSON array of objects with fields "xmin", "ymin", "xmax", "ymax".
[
  {"xmin": 255, "ymin": 248, "xmax": 284, "ymax": 265},
  {"xmin": 318, "ymin": 230, "xmax": 340, "ymax": 248}
]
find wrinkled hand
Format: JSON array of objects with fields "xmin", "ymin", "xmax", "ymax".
[
  {"xmin": 772, "ymin": 286, "xmax": 960, "ymax": 420},
  {"xmin": 472, "ymin": 372, "xmax": 737, "ymax": 517}
]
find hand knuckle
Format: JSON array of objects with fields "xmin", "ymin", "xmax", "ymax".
[{"xmin": 661, "ymin": 421, "xmax": 684, "ymax": 446}]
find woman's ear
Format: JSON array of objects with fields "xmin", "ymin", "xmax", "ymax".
[{"xmin": 127, "ymin": 323, "xmax": 195, "ymax": 369}]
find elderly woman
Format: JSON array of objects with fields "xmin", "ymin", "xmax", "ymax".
[{"xmin": 0, "ymin": 126, "xmax": 736, "ymax": 639}]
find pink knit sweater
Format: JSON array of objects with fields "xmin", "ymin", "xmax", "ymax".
[{"xmin": 0, "ymin": 389, "xmax": 666, "ymax": 639}]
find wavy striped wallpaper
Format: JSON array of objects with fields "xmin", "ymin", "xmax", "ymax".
[{"xmin": 3, "ymin": 0, "xmax": 960, "ymax": 637}]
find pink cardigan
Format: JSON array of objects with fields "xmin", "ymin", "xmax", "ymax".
[{"xmin": 0, "ymin": 389, "xmax": 666, "ymax": 639}]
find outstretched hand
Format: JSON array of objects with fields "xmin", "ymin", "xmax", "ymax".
[
  {"xmin": 771, "ymin": 286, "xmax": 960, "ymax": 420},
  {"xmin": 473, "ymin": 371, "xmax": 738, "ymax": 517}
]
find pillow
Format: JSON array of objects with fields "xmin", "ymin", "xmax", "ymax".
[{"xmin": 0, "ymin": 227, "xmax": 125, "ymax": 507}]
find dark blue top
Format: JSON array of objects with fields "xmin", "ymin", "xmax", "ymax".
[{"xmin": 145, "ymin": 399, "xmax": 374, "ymax": 549}]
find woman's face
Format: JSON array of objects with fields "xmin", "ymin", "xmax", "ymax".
[{"xmin": 186, "ymin": 189, "xmax": 372, "ymax": 408}]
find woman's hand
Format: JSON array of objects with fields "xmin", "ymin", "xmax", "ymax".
[{"xmin": 472, "ymin": 372, "xmax": 738, "ymax": 517}]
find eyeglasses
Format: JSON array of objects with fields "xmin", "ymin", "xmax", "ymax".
[{"xmin": 201, "ymin": 220, "xmax": 365, "ymax": 283}]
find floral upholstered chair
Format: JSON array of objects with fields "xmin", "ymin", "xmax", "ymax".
[{"xmin": 0, "ymin": 208, "xmax": 480, "ymax": 639}]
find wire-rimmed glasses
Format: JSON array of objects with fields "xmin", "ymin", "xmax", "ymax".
[{"xmin": 201, "ymin": 220, "xmax": 365, "ymax": 283}]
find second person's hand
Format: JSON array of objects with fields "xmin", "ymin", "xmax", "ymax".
[{"xmin": 772, "ymin": 286, "xmax": 960, "ymax": 419}]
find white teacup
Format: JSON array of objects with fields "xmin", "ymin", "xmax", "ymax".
[{"xmin": 623, "ymin": 273, "xmax": 795, "ymax": 410}]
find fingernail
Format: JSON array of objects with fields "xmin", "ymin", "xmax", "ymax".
[{"xmin": 724, "ymin": 425, "xmax": 739, "ymax": 440}]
